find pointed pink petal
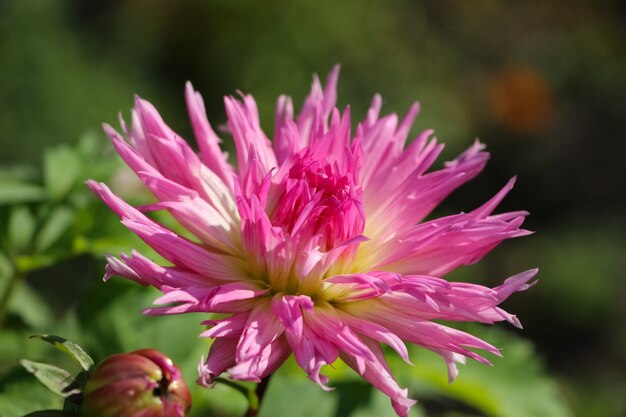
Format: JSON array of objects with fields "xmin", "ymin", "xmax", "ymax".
[
  {"xmin": 87, "ymin": 181, "xmax": 247, "ymax": 280},
  {"xmin": 339, "ymin": 338, "xmax": 416, "ymax": 417},
  {"xmin": 185, "ymin": 82, "xmax": 235, "ymax": 188},
  {"xmin": 198, "ymin": 337, "xmax": 238, "ymax": 387}
]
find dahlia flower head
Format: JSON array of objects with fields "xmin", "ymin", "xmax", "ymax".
[{"xmin": 89, "ymin": 65, "xmax": 536, "ymax": 417}]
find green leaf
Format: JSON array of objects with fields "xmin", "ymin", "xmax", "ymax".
[
  {"xmin": 8, "ymin": 282, "xmax": 54, "ymax": 328},
  {"xmin": 8, "ymin": 206, "xmax": 36, "ymax": 252},
  {"xmin": 257, "ymin": 373, "xmax": 336, "ymax": 417},
  {"xmin": 0, "ymin": 251, "xmax": 13, "ymax": 280},
  {"xmin": 0, "ymin": 165, "xmax": 38, "ymax": 182},
  {"xmin": 391, "ymin": 326, "xmax": 574, "ymax": 417},
  {"xmin": 0, "ymin": 372, "xmax": 63, "ymax": 417},
  {"xmin": 0, "ymin": 180, "xmax": 46, "ymax": 205},
  {"xmin": 34, "ymin": 206, "xmax": 74, "ymax": 252},
  {"xmin": 44, "ymin": 146, "xmax": 81, "ymax": 200},
  {"xmin": 29, "ymin": 334, "xmax": 94, "ymax": 371},
  {"xmin": 19, "ymin": 359, "xmax": 80, "ymax": 397},
  {"xmin": 75, "ymin": 284, "xmax": 202, "ymax": 360},
  {"xmin": 351, "ymin": 389, "xmax": 426, "ymax": 417},
  {"xmin": 75, "ymin": 133, "xmax": 99, "ymax": 157},
  {"xmin": 254, "ymin": 368, "xmax": 427, "ymax": 417},
  {"xmin": 14, "ymin": 254, "xmax": 57, "ymax": 272}
]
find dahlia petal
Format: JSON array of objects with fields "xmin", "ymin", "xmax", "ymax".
[
  {"xmin": 472, "ymin": 176, "xmax": 517, "ymax": 217},
  {"xmin": 356, "ymin": 179, "xmax": 531, "ymax": 276},
  {"xmin": 127, "ymin": 108, "xmax": 156, "ymax": 165},
  {"xmin": 360, "ymin": 101, "xmax": 422, "ymax": 191},
  {"xmin": 439, "ymin": 351, "xmax": 467, "ymax": 382},
  {"xmin": 343, "ymin": 294, "xmax": 506, "ymax": 365},
  {"xmin": 133, "ymin": 96, "xmax": 176, "ymax": 140},
  {"xmin": 139, "ymin": 193, "xmax": 240, "ymax": 255},
  {"xmin": 185, "ymin": 82, "xmax": 235, "ymax": 187},
  {"xmin": 132, "ymin": 97, "xmax": 212, "ymax": 191},
  {"xmin": 274, "ymin": 113, "xmax": 300, "ymax": 164},
  {"xmin": 122, "ymin": 250, "xmax": 220, "ymax": 287},
  {"xmin": 87, "ymin": 181, "xmax": 247, "ymax": 280},
  {"xmin": 226, "ymin": 301, "xmax": 292, "ymax": 382},
  {"xmin": 198, "ymin": 338, "xmax": 238, "ymax": 387},
  {"xmin": 104, "ymin": 123, "xmax": 159, "ymax": 178},
  {"xmin": 395, "ymin": 102, "xmax": 421, "ymax": 148},
  {"xmin": 224, "ymin": 95, "xmax": 277, "ymax": 176},
  {"xmin": 364, "ymin": 141, "xmax": 489, "ymax": 243},
  {"xmin": 321, "ymin": 64, "xmax": 340, "ymax": 119},
  {"xmin": 342, "ymin": 269, "xmax": 535, "ymax": 330},
  {"xmin": 340, "ymin": 313, "xmax": 412, "ymax": 364},
  {"xmin": 289, "ymin": 326, "xmax": 337, "ymax": 391},
  {"xmin": 200, "ymin": 313, "xmax": 249, "ymax": 339},
  {"xmin": 103, "ymin": 254, "xmax": 140, "ymax": 283},
  {"xmin": 304, "ymin": 304, "xmax": 374, "ymax": 363},
  {"xmin": 271, "ymin": 294, "xmax": 314, "ymax": 336},
  {"xmin": 339, "ymin": 338, "xmax": 416, "ymax": 417},
  {"xmin": 364, "ymin": 94, "xmax": 382, "ymax": 128},
  {"xmin": 104, "ymin": 251, "xmax": 211, "ymax": 290},
  {"xmin": 105, "ymin": 123, "xmax": 238, "ymax": 225},
  {"xmin": 270, "ymin": 294, "xmax": 335, "ymax": 390},
  {"xmin": 366, "ymin": 129, "xmax": 440, "ymax": 192},
  {"xmin": 121, "ymin": 217, "xmax": 245, "ymax": 280},
  {"xmin": 308, "ymin": 234, "xmax": 368, "ymax": 279},
  {"xmin": 144, "ymin": 281, "xmax": 268, "ymax": 316},
  {"xmin": 493, "ymin": 268, "xmax": 538, "ymax": 301},
  {"xmin": 204, "ymin": 282, "xmax": 270, "ymax": 313},
  {"xmin": 228, "ymin": 336, "xmax": 291, "ymax": 382},
  {"xmin": 297, "ymin": 65, "xmax": 340, "ymax": 144},
  {"xmin": 144, "ymin": 133, "xmax": 237, "ymax": 218},
  {"xmin": 236, "ymin": 300, "xmax": 285, "ymax": 364}
]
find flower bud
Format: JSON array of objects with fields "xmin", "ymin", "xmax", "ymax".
[{"xmin": 82, "ymin": 349, "xmax": 191, "ymax": 417}]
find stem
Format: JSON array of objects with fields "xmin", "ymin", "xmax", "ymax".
[
  {"xmin": 0, "ymin": 270, "xmax": 24, "ymax": 330},
  {"xmin": 215, "ymin": 377, "xmax": 251, "ymax": 399},
  {"xmin": 245, "ymin": 375, "xmax": 272, "ymax": 417}
]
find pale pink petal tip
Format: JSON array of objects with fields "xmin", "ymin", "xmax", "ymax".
[
  {"xmin": 392, "ymin": 395, "xmax": 418, "ymax": 417},
  {"xmin": 102, "ymin": 254, "xmax": 138, "ymax": 283},
  {"xmin": 197, "ymin": 356, "xmax": 216, "ymax": 388}
]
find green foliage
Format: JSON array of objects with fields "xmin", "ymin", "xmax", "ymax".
[
  {"xmin": 43, "ymin": 146, "xmax": 83, "ymax": 202},
  {"xmin": 1, "ymin": 334, "xmax": 92, "ymax": 416},
  {"xmin": 393, "ymin": 326, "xmax": 574, "ymax": 417},
  {"xmin": 30, "ymin": 335, "xmax": 94, "ymax": 371},
  {"xmin": 8, "ymin": 206, "xmax": 36, "ymax": 253},
  {"xmin": 0, "ymin": 135, "xmax": 126, "ymax": 273},
  {"xmin": 19, "ymin": 359, "xmax": 80, "ymax": 397},
  {"xmin": 0, "ymin": 374, "xmax": 63, "ymax": 417},
  {"xmin": 7, "ymin": 281, "xmax": 55, "ymax": 329},
  {"xmin": 0, "ymin": 180, "xmax": 46, "ymax": 205}
]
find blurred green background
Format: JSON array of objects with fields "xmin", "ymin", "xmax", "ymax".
[{"xmin": 0, "ymin": 1, "xmax": 624, "ymax": 416}]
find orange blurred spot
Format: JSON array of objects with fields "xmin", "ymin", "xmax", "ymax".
[{"xmin": 488, "ymin": 66, "xmax": 554, "ymax": 135}]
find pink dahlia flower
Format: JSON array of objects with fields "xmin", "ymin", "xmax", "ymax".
[{"xmin": 89, "ymin": 66, "xmax": 536, "ymax": 417}]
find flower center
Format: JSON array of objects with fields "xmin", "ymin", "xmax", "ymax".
[
  {"xmin": 270, "ymin": 151, "xmax": 364, "ymax": 252},
  {"xmin": 255, "ymin": 150, "xmax": 364, "ymax": 298}
]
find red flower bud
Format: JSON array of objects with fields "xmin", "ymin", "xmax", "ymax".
[{"xmin": 82, "ymin": 349, "xmax": 191, "ymax": 417}]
